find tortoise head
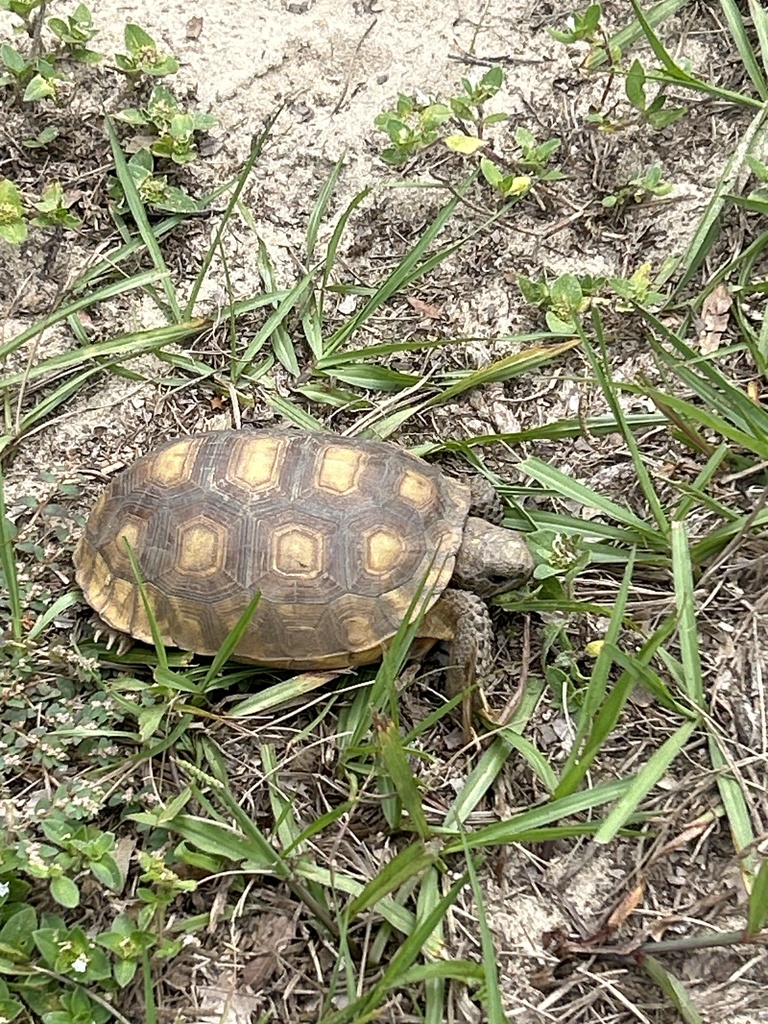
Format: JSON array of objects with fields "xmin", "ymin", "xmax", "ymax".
[{"xmin": 452, "ymin": 517, "xmax": 534, "ymax": 598}]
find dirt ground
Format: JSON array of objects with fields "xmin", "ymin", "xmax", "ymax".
[{"xmin": 3, "ymin": 0, "xmax": 768, "ymax": 1022}]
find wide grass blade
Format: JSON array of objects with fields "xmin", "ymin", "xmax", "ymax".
[
  {"xmin": 640, "ymin": 954, "xmax": 704, "ymax": 1024},
  {"xmin": 521, "ymin": 457, "xmax": 666, "ymax": 543},
  {"xmin": 0, "ymin": 268, "xmax": 171, "ymax": 363},
  {"xmin": 594, "ymin": 718, "xmax": 698, "ymax": 844},
  {"xmin": 346, "ymin": 841, "xmax": 439, "ymax": 920}
]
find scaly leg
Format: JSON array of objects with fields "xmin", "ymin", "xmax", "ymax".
[{"xmin": 420, "ymin": 588, "xmax": 494, "ymax": 738}]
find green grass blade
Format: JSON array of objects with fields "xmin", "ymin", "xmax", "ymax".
[
  {"xmin": 670, "ymin": 103, "xmax": 768, "ymax": 295},
  {"xmin": 708, "ymin": 736, "xmax": 759, "ymax": 878},
  {"xmin": 419, "ymin": 866, "xmax": 446, "ymax": 1024},
  {"xmin": 231, "ymin": 274, "xmax": 312, "ymax": 382},
  {"xmin": 323, "ymin": 181, "xmax": 473, "ymax": 357},
  {"xmin": 306, "ymin": 152, "xmax": 345, "ymax": 265},
  {"xmin": 554, "ymin": 554, "xmax": 635, "ymax": 796},
  {"xmin": 184, "ymin": 113, "xmax": 280, "ymax": 319},
  {"xmin": 640, "ymin": 954, "xmax": 704, "ymax": 1024},
  {"xmin": 255, "ymin": 238, "xmax": 300, "ymax": 374},
  {"xmin": 747, "ymin": 859, "xmax": 768, "ymax": 933},
  {"xmin": 584, "ymin": 0, "xmax": 689, "ymax": 70},
  {"xmin": 298, "ymin": 861, "xmax": 435, "ymax": 951},
  {"xmin": 424, "ymin": 339, "xmax": 581, "ymax": 407},
  {"xmin": 521, "ymin": 456, "xmax": 665, "ymax": 541},
  {"xmin": 105, "ymin": 118, "xmax": 181, "ymax": 322},
  {"xmin": 0, "ymin": 464, "xmax": 22, "ymax": 642},
  {"xmin": 585, "ymin": 322, "xmax": 669, "ymax": 533},
  {"xmin": 375, "ymin": 718, "xmax": 432, "ymax": 840},
  {"xmin": 0, "ymin": 268, "xmax": 171, "ymax": 362},
  {"xmin": 442, "ymin": 679, "xmax": 546, "ymax": 829},
  {"xmin": 261, "ymin": 743, "xmax": 301, "ymax": 852},
  {"xmin": 28, "ymin": 591, "xmax": 81, "ymax": 642},
  {"xmin": 461, "ymin": 831, "xmax": 507, "ymax": 1024},
  {"xmin": 346, "ymin": 841, "xmax": 439, "ymax": 920},
  {"xmin": 594, "ymin": 719, "xmax": 698, "ymax": 844},
  {"xmin": 163, "ymin": 811, "xmax": 287, "ymax": 874},
  {"xmin": 1, "ymin": 321, "xmax": 207, "ymax": 392},
  {"xmin": 320, "ymin": 872, "xmax": 468, "ymax": 1024},
  {"xmin": 630, "ymin": 0, "xmax": 762, "ymax": 108},
  {"xmin": 718, "ymin": 0, "xmax": 768, "ymax": 99},
  {"xmin": 122, "ymin": 541, "xmax": 168, "ymax": 674},
  {"xmin": 442, "ymin": 776, "xmax": 638, "ymax": 852},
  {"xmin": 227, "ymin": 670, "xmax": 341, "ymax": 717},
  {"xmin": 671, "ymin": 522, "xmax": 703, "ymax": 706},
  {"xmin": 8, "ymin": 367, "xmax": 102, "ymax": 450},
  {"xmin": 201, "ymin": 592, "xmax": 261, "ymax": 686},
  {"xmin": 750, "ymin": 0, "xmax": 768, "ymax": 81}
]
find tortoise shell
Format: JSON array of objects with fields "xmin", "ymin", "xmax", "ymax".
[{"xmin": 74, "ymin": 430, "xmax": 472, "ymax": 668}]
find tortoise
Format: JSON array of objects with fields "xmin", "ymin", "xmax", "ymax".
[{"xmin": 74, "ymin": 429, "xmax": 533, "ymax": 716}]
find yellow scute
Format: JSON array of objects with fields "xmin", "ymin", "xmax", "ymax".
[
  {"xmin": 316, "ymin": 444, "xmax": 368, "ymax": 494},
  {"xmin": 227, "ymin": 435, "xmax": 285, "ymax": 489}
]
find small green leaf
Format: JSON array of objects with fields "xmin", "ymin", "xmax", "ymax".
[
  {"xmin": 114, "ymin": 958, "xmax": 137, "ymax": 987},
  {"xmin": 480, "ymin": 65, "xmax": 503, "ymax": 92},
  {"xmin": 625, "ymin": 58, "xmax": 647, "ymax": 109},
  {"xmin": 480, "ymin": 156, "xmax": 504, "ymax": 187},
  {"xmin": 50, "ymin": 875, "xmax": 79, "ymax": 908},
  {"xmin": 444, "ymin": 134, "xmax": 484, "ymax": 154},
  {"xmin": 124, "ymin": 23, "xmax": 155, "ymax": 50},
  {"xmin": 1, "ymin": 44, "xmax": 26, "ymax": 74}
]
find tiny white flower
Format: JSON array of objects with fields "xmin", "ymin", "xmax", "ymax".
[
  {"xmin": 71, "ymin": 953, "xmax": 89, "ymax": 973},
  {"xmin": 0, "ymin": 881, "xmax": 9, "ymax": 897}
]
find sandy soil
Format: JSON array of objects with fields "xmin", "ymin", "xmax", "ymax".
[{"xmin": 2, "ymin": 1, "xmax": 767, "ymax": 1022}]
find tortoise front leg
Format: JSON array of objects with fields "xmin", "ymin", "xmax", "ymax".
[{"xmin": 420, "ymin": 588, "xmax": 493, "ymax": 738}]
